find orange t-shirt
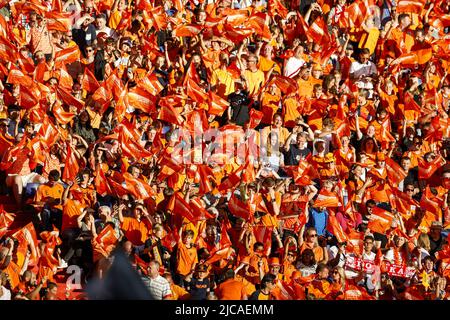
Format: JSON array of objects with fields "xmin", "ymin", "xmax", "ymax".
[
  {"xmin": 61, "ymin": 199, "xmax": 86, "ymax": 232},
  {"xmin": 121, "ymin": 217, "xmax": 151, "ymax": 246},
  {"xmin": 176, "ymin": 241, "xmax": 198, "ymax": 276},
  {"xmin": 215, "ymin": 278, "xmax": 247, "ymax": 300}
]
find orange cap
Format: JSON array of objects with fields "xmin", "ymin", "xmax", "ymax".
[
  {"xmin": 268, "ymin": 257, "xmax": 281, "ymax": 266},
  {"xmin": 376, "ymin": 152, "xmax": 386, "ymax": 161}
]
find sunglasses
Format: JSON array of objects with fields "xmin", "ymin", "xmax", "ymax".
[
  {"xmin": 308, "ymin": 234, "xmax": 317, "ymax": 237},
  {"xmin": 406, "ymin": 189, "xmax": 414, "ymax": 192},
  {"xmin": 86, "ymin": 49, "xmax": 94, "ymax": 52}
]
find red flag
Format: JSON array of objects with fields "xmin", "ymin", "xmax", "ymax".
[
  {"xmin": 157, "ymin": 104, "xmax": 182, "ymax": 126},
  {"xmin": 403, "ymin": 92, "xmax": 421, "ymax": 112},
  {"xmin": 168, "ymin": 192, "xmax": 196, "ymax": 222},
  {"xmin": 228, "ymin": 193, "xmax": 252, "ymax": 220},
  {"xmin": 418, "ymin": 154, "xmax": 446, "ymax": 179},
  {"xmin": 208, "ymin": 90, "xmax": 229, "ymax": 117}
]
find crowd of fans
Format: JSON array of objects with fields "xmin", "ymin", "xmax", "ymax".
[{"xmin": 0, "ymin": 0, "xmax": 449, "ymax": 300}]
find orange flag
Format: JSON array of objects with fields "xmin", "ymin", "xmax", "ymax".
[
  {"xmin": 127, "ymin": 86, "xmax": 156, "ymax": 114},
  {"xmin": 46, "ymin": 11, "xmax": 72, "ymax": 32},
  {"xmin": 157, "ymin": 103, "xmax": 182, "ymax": 126},
  {"xmin": 94, "ymin": 167, "xmax": 113, "ymax": 197},
  {"xmin": 403, "ymin": 92, "xmax": 421, "ymax": 112},
  {"xmin": 54, "ymin": 45, "xmax": 81, "ymax": 67},
  {"xmin": 248, "ymin": 108, "xmax": 264, "ymax": 129},
  {"xmin": 268, "ymin": 75, "xmax": 298, "ymax": 95},
  {"xmin": 314, "ymin": 189, "xmax": 341, "ymax": 208},
  {"xmin": 228, "ymin": 193, "xmax": 252, "ymax": 220},
  {"xmin": 63, "ymin": 144, "xmax": 80, "ymax": 182},
  {"xmin": 253, "ymin": 226, "xmax": 273, "ymax": 256},
  {"xmin": 247, "ymin": 12, "xmax": 271, "ymax": 41},
  {"xmin": 385, "ymin": 157, "xmax": 407, "ymax": 186},
  {"xmin": 396, "ymin": 0, "xmax": 426, "ymax": 14},
  {"xmin": 0, "ymin": 36, "xmax": 19, "ymax": 62},
  {"xmin": 268, "ymin": 0, "xmax": 289, "ymax": 18},
  {"xmin": 189, "ymin": 196, "xmax": 215, "ymax": 221},
  {"xmin": 120, "ymin": 172, "xmax": 155, "ymax": 199},
  {"xmin": 96, "ymin": 224, "xmax": 119, "ymax": 248},
  {"xmin": 82, "ymin": 67, "xmax": 100, "ymax": 93},
  {"xmin": 173, "ymin": 24, "xmax": 203, "ymax": 37},
  {"xmin": 137, "ymin": 73, "xmax": 164, "ymax": 96},
  {"xmin": 208, "ymin": 90, "xmax": 229, "ymax": 116},
  {"xmin": 367, "ymin": 206, "xmax": 394, "ymax": 234},
  {"xmin": 53, "ymin": 100, "xmax": 76, "ymax": 125},
  {"xmin": 0, "ymin": 205, "xmax": 15, "ymax": 238},
  {"xmin": 57, "ymin": 86, "xmax": 85, "ymax": 111},
  {"xmin": 327, "ymin": 212, "xmax": 348, "ymax": 243},
  {"xmin": 307, "ymin": 16, "xmax": 330, "ymax": 46}
]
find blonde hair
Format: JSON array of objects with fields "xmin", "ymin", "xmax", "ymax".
[
  {"xmin": 417, "ymin": 233, "xmax": 431, "ymax": 252},
  {"xmin": 334, "ymin": 266, "xmax": 346, "ymax": 290}
]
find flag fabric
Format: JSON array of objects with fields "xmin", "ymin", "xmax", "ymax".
[
  {"xmin": 228, "ymin": 193, "xmax": 252, "ymax": 220},
  {"xmin": 367, "ymin": 206, "xmax": 394, "ymax": 234},
  {"xmin": 63, "ymin": 143, "xmax": 80, "ymax": 182},
  {"xmin": 385, "ymin": 157, "xmax": 407, "ymax": 186},
  {"xmin": 418, "ymin": 154, "xmax": 446, "ymax": 179},
  {"xmin": 313, "ymin": 189, "xmax": 341, "ymax": 208},
  {"xmin": 167, "ymin": 192, "xmax": 196, "ymax": 222}
]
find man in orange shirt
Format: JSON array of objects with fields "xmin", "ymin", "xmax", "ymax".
[
  {"xmin": 34, "ymin": 170, "xmax": 65, "ymax": 231},
  {"xmin": 215, "ymin": 269, "xmax": 248, "ymax": 300}
]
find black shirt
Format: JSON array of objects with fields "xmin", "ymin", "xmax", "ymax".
[
  {"xmin": 429, "ymin": 235, "xmax": 444, "ymax": 257},
  {"xmin": 284, "ymin": 144, "xmax": 311, "ymax": 165},
  {"xmin": 228, "ymin": 91, "xmax": 250, "ymax": 127},
  {"xmin": 186, "ymin": 278, "xmax": 210, "ymax": 300}
]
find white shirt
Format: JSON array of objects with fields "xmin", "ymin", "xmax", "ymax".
[
  {"xmin": 284, "ymin": 56, "xmax": 305, "ymax": 78},
  {"xmin": 349, "ymin": 60, "xmax": 377, "ymax": 80},
  {"xmin": 0, "ymin": 286, "xmax": 11, "ymax": 300}
]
